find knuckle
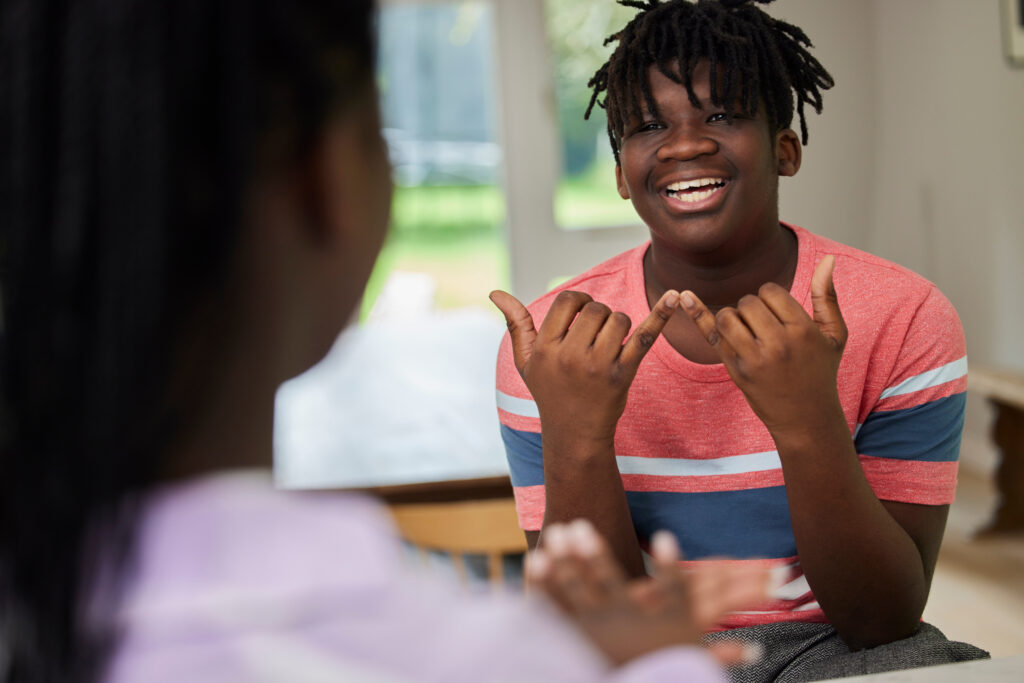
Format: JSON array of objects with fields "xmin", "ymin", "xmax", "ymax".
[
  {"xmin": 635, "ymin": 331, "xmax": 656, "ymax": 349},
  {"xmin": 555, "ymin": 290, "xmax": 589, "ymax": 307},
  {"xmin": 610, "ymin": 311, "xmax": 631, "ymax": 328},
  {"xmin": 583, "ymin": 301, "xmax": 611, "ymax": 317},
  {"xmin": 738, "ymin": 294, "xmax": 759, "ymax": 309}
]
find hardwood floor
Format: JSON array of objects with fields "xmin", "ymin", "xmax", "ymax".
[{"xmin": 922, "ymin": 465, "xmax": 1024, "ymax": 656}]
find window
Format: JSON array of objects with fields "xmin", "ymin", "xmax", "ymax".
[
  {"xmin": 366, "ymin": 1, "xmax": 509, "ymax": 319},
  {"xmin": 544, "ymin": 0, "xmax": 639, "ymax": 230}
]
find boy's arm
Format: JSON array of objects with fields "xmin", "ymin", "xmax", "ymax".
[
  {"xmin": 680, "ymin": 256, "xmax": 949, "ymax": 650},
  {"xmin": 492, "ymin": 289, "xmax": 680, "ymax": 578}
]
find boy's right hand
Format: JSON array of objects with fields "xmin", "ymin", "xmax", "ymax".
[
  {"xmin": 489, "ymin": 289, "xmax": 679, "ymax": 443},
  {"xmin": 527, "ymin": 519, "xmax": 768, "ymax": 668}
]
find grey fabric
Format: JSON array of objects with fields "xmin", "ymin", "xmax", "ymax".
[{"xmin": 702, "ymin": 621, "xmax": 990, "ymax": 682}]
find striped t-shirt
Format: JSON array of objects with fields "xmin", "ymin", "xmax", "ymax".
[{"xmin": 496, "ymin": 224, "xmax": 966, "ymax": 629}]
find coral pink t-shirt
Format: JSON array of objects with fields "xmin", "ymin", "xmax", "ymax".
[{"xmin": 497, "ymin": 224, "xmax": 967, "ymax": 629}]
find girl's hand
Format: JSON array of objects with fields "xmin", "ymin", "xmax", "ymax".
[{"xmin": 527, "ymin": 519, "xmax": 768, "ymax": 668}]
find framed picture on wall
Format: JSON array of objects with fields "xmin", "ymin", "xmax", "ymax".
[{"xmin": 1003, "ymin": 0, "xmax": 1024, "ymax": 66}]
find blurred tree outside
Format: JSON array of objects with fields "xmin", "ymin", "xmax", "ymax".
[
  {"xmin": 366, "ymin": 2, "xmax": 508, "ymax": 319},
  {"xmin": 363, "ymin": 1, "xmax": 642, "ymax": 320},
  {"xmin": 544, "ymin": 0, "xmax": 640, "ymax": 229}
]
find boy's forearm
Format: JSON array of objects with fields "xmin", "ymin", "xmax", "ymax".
[
  {"xmin": 772, "ymin": 411, "xmax": 930, "ymax": 649},
  {"xmin": 540, "ymin": 429, "xmax": 646, "ymax": 578}
]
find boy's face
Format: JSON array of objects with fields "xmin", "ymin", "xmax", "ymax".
[{"xmin": 615, "ymin": 60, "xmax": 800, "ymax": 261}]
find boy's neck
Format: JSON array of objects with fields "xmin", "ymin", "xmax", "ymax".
[
  {"xmin": 644, "ymin": 223, "xmax": 798, "ymax": 365},
  {"xmin": 643, "ymin": 222, "xmax": 798, "ymax": 311}
]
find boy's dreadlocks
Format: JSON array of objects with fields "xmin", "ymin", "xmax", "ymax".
[{"xmin": 586, "ymin": 0, "xmax": 834, "ymax": 162}]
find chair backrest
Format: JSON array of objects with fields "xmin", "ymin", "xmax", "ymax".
[{"xmin": 388, "ymin": 497, "xmax": 529, "ymax": 588}]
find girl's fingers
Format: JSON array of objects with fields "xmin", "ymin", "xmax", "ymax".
[
  {"xmin": 705, "ymin": 641, "xmax": 764, "ymax": 668},
  {"xmin": 535, "ymin": 521, "xmax": 628, "ymax": 612}
]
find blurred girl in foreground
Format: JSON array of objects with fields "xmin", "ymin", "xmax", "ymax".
[{"xmin": 0, "ymin": 2, "xmax": 765, "ymax": 681}]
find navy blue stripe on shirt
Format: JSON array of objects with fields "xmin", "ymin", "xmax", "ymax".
[
  {"xmin": 855, "ymin": 392, "xmax": 965, "ymax": 462},
  {"xmin": 501, "ymin": 424, "xmax": 544, "ymax": 487},
  {"xmin": 626, "ymin": 487, "xmax": 796, "ymax": 560}
]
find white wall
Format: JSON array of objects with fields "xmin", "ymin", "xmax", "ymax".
[
  {"xmin": 867, "ymin": 0, "xmax": 1024, "ymax": 469},
  {"xmin": 868, "ymin": 0, "xmax": 1024, "ymax": 372},
  {"xmin": 772, "ymin": 0, "xmax": 875, "ymax": 251},
  {"xmin": 764, "ymin": 1, "xmax": 1022, "ymax": 471}
]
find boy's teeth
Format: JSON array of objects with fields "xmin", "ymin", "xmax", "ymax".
[
  {"xmin": 673, "ymin": 188, "xmax": 717, "ymax": 203},
  {"xmin": 665, "ymin": 177, "xmax": 725, "ymax": 203},
  {"xmin": 666, "ymin": 177, "xmax": 725, "ymax": 192}
]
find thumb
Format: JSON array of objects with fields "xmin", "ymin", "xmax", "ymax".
[
  {"xmin": 810, "ymin": 255, "xmax": 846, "ymax": 350},
  {"xmin": 489, "ymin": 290, "xmax": 537, "ymax": 372}
]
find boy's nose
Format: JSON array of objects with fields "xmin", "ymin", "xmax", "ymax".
[{"xmin": 656, "ymin": 127, "xmax": 718, "ymax": 162}]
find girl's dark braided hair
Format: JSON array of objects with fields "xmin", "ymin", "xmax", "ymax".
[
  {"xmin": 0, "ymin": 1, "xmax": 375, "ymax": 680},
  {"xmin": 586, "ymin": 0, "xmax": 834, "ymax": 162}
]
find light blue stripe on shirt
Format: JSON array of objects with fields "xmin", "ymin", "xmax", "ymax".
[
  {"xmin": 879, "ymin": 356, "xmax": 967, "ymax": 399},
  {"xmin": 495, "ymin": 390, "xmax": 539, "ymax": 418},
  {"xmin": 616, "ymin": 451, "xmax": 782, "ymax": 477}
]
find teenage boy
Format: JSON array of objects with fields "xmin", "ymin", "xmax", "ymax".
[{"xmin": 492, "ymin": 1, "xmax": 987, "ymax": 678}]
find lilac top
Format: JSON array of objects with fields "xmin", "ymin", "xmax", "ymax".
[{"xmin": 102, "ymin": 471, "xmax": 723, "ymax": 682}]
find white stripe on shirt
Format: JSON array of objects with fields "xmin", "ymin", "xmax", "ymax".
[
  {"xmin": 879, "ymin": 356, "xmax": 968, "ymax": 400},
  {"xmin": 616, "ymin": 451, "xmax": 782, "ymax": 477},
  {"xmin": 496, "ymin": 390, "xmax": 539, "ymax": 418}
]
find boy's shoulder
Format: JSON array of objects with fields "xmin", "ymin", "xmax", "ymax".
[
  {"xmin": 793, "ymin": 226, "xmax": 963, "ymax": 362},
  {"xmin": 795, "ymin": 225, "xmax": 944, "ymax": 305}
]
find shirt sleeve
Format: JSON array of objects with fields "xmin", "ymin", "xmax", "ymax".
[
  {"xmin": 107, "ymin": 487, "xmax": 726, "ymax": 683},
  {"xmin": 854, "ymin": 285, "xmax": 967, "ymax": 505},
  {"xmin": 496, "ymin": 330, "xmax": 547, "ymax": 530}
]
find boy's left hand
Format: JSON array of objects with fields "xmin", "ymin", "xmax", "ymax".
[{"xmin": 679, "ymin": 255, "xmax": 847, "ymax": 436}]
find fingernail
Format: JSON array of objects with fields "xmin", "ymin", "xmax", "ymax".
[
  {"xmin": 567, "ymin": 519, "xmax": 599, "ymax": 557},
  {"xmin": 680, "ymin": 291, "xmax": 696, "ymax": 309},
  {"xmin": 770, "ymin": 564, "xmax": 790, "ymax": 590},
  {"xmin": 664, "ymin": 290, "xmax": 679, "ymax": 308},
  {"xmin": 651, "ymin": 530, "xmax": 680, "ymax": 561},
  {"xmin": 543, "ymin": 524, "xmax": 568, "ymax": 554},
  {"xmin": 740, "ymin": 642, "xmax": 764, "ymax": 664},
  {"xmin": 526, "ymin": 550, "xmax": 549, "ymax": 580}
]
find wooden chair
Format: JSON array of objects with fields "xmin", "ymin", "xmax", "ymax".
[{"xmin": 388, "ymin": 497, "xmax": 529, "ymax": 588}]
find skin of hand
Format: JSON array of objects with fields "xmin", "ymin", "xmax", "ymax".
[
  {"xmin": 527, "ymin": 519, "xmax": 768, "ymax": 669},
  {"xmin": 490, "ymin": 288, "xmax": 681, "ymax": 577},
  {"xmin": 490, "ymin": 289, "xmax": 680, "ymax": 443},
  {"xmin": 679, "ymin": 254, "xmax": 847, "ymax": 436},
  {"xmin": 677, "ymin": 255, "xmax": 947, "ymax": 649}
]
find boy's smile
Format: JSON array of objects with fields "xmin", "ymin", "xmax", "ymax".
[{"xmin": 615, "ymin": 60, "xmax": 800, "ymax": 263}]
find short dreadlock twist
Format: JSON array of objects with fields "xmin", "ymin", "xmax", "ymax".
[{"xmin": 586, "ymin": 0, "xmax": 834, "ymax": 162}]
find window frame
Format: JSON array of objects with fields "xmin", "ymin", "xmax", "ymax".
[{"xmin": 381, "ymin": 0, "xmax": 648, "ymax": 304}]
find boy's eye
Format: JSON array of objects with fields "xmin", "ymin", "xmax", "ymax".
[
  {"xmin": 632, "ymin": 120, "xmax": 663, "ymax": 134},
  {"xmin": 707, "ymin": 112, "xmax": 730, "ymax": 123}
]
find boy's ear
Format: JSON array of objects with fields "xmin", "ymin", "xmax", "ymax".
[
  {"xmin": 775, "ymin": 128, "xmax": 802, "ymax": 177},
  {"xmin": 615, "ymin": 164, "xmax": 630, "ymax": 199}
]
